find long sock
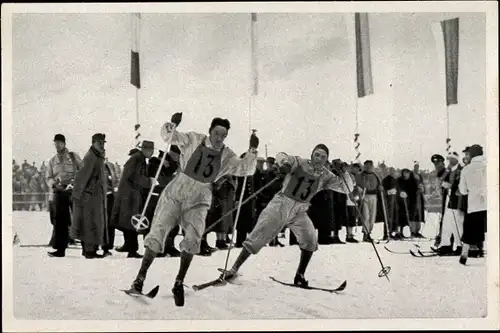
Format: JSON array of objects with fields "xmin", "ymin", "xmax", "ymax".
[
  {"xmin": 347, "ymin": 227, "xmax": 353, "ymax": 237},
  {"xmin": 296, "ymin": 249, "xmax": 313, "ymax": 276},
  {"xmin": 136, "ymin": 248, "xmax": 157, "ymax": 279},
  {"xmin": 231, "ymin": 247, "xmax": 251, "ymax": 272},
  {"xmin": 175, "ymin": 251, "xmax": 194, "ymax": 283}
]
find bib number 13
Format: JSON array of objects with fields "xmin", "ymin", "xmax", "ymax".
[
  {"xmin": 291, "ymin": 176, "xmax": 316, "ymax": 200},
  {"xmin": 193, "ymin": 153, "xmax": 215, "ymax": 178}
]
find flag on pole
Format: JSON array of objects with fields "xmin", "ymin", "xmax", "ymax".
[
  {"xmin": 131, "ymin": 13, "xmax": 141, "ymax": 146},
  {"xmin": 251, "ymin": 13, "xmax": 259, "ymax": 96},
  {"xmin": 354, "ymin": 13, "xmax": 373, "ymax": 98},
  {"xmin": 131, "ymin": 13, "xmax": 141, "ymax": 89},
  {"xmin": 441, "ymin": 18, "xmax": 459, "ymax": 106}
]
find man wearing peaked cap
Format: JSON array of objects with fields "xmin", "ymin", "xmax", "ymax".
[
  {"xmin": 431, "ymin": 154, "xmax": 445, "ymax": 164},
  {"xmin": 91, "ymin": 133, "xmax": 106, "ymax": 143},
  {"xmin": 47, "ymin": 133, "xmax": 83, "ymax": 258},
  {"xmin": 70, "ymin": 132, "xmax": 108, "ymax": 259}
]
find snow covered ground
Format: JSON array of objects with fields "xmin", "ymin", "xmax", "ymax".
[{"xmin": 8, "ymin": 211, "xmax": 488, "ymax": 322}]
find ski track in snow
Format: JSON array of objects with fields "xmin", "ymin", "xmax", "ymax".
[{"xmin": 11, "ymin": 211, "xmax": 486, "ymax": 320}]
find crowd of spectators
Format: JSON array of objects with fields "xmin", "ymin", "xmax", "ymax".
[{"xmin": 12, "ymin": 158, "xmax": 122, "ymax": 211}]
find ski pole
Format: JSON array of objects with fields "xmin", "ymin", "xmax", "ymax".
[
  {"xmin": 220, "ymin": 129, "xmax": 257, "ymax": 282},
  {"xmin": 130, "ymin": 125, "xmax": 176, "ymax": 233},
  {"xmin": 379, "ymin": 189, "xmax": 391, "ymax": 242},
  {"xmin": 331, "ymin": 166, "xmax": 391, "ymax": 282}
]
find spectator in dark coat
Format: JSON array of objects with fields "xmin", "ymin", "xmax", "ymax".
[
  {"xmin": 382, "ymin": 167, "xmax": 400, "ymax": 238},
  {"xmin": 110, "ymin": 141, "xmax": 155, "ymax": 258},
  {"xmin": 70, "ymin": 133, "xmax": 107, "ymax": 259}
]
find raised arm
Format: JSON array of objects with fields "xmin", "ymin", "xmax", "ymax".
[
  {"xmin": 161, "ymin": 121, "xmax": 202, "ymax": 149},
  {"xmin": 218, "ymin": 148, "xmax": 258, "ymax": 179}
]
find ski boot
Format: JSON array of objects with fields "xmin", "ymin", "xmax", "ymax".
[
  {"xmin": 218, "ymin": 268, "xmax": 238, "ymax": 283},
  {"xmin": 294, "ymin": 274, "xmax": 309, "ymax": 287},
  {"xmin": 128, "ymin": 276, "xmax": 144, "ymax": 295},
  {"xmin": 172, "ymin": 281, "xmax": 185, "ymax": 307}
]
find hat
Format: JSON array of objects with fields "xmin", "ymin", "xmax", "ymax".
[
  {"xmin": 53, "ymin": 134, "xmax": 66, "ymax": 143},
  {"xmin": 431, "ymin": 154, "xmax": 445, "ymax": 163},
  {"xmin": 312, "ymin": 144, "xmax": 329, "ymax": 158},
  {"xmin": 364, "ymin": 160, "xmax": 373, "ymax": 165},
  {"xmin": 462, "ymin": 146, "xmax": 470, "ymax": 153},
  {"xmin": 351, "ymin": 163, "xmax": 361, "ymax": 169},
  {"xmin": 266, "ymin": 157, "xmax": 276, "ymax": 164},
  {"xmin": 257, "ymin": 157, "xmax": 265, "ymax": 162},
  {"xmin": 468, "ymin": 144, "xmax": 484, "ymax": 156},
  {"xmin": 447, "ymin": 151, "xmax": 459, "ymax": 160},
  {"xmin": 209, "ymin": 118, "xmax": 231, "ymax": 132},
  {"xmin": 141, "ymin": 140, "xmax": 154, "ymax": 150},
  {"xmin": 92, "ymin": 133, "xmax": 106, "ymax": 143}
]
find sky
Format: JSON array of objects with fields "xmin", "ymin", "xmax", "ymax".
[{"xmin": 11, "ymin": 12, "xmax": 487, "ymax": 170}]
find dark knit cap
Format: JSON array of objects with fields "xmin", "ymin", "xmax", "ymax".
[
  {"xmin": 312, "ymin": 144, "xmax": 329, "ymax": 158},
  {"xmin": 53, "ymin": 134, "xmax": 66, "ymax": 143},
  {"xmin": 209, "ymin": 118, "xmax": 231, "ymax": 132}
]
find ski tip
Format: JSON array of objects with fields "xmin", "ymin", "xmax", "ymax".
[
  {"xmin": 336, "ymin": 280, "xmax": 347, "ymax": 292},
  {"xmin": 147, "ymin": 285, "xmax": 160, "ymax": 298}
]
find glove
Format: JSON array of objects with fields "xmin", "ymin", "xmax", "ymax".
[
  {"xmin": 171, "ymin": 112, "xmax": 183, "ymax": 126},
  {"xmin": 150, "ymin": 177, "xmax": 159, "ymax": 187},
  {"xmin": 442, "ymin": 182, "xmax": 451, "ymax": 190},
  {"xmin": 249, "ymin": 132, "xmax": 259, "ymax": 149},
  {"xmin": 378, "ymin": 185, "xmax": 384, "ymax": 192},
  {"xmin": 400, "ymin": 192, "xmax": 408, "ymax": 199},
  {"xmin": 278, "ymin": 163, "xmax": 292, "ymax": 176}
]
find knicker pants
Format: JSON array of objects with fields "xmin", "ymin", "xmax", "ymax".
[
  {"xmin": 362, "ymin": 194, "xmax": 378, "ymax": 234},
  {"xmin": 243, "ymin": 195, "xmax": 318, "ymax": 254},
  {"xmin": 144, "ymin": 190, "xmax": 209, "ymax": 255}
]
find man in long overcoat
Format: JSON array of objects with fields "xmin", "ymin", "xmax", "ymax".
[
  {"xmin": 110, "ymin": 141, "xmax": 155, "ymax": 258},
  {"xmin": 71, "ymin": 133, "xmax": 107, "ymax": 259}
]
